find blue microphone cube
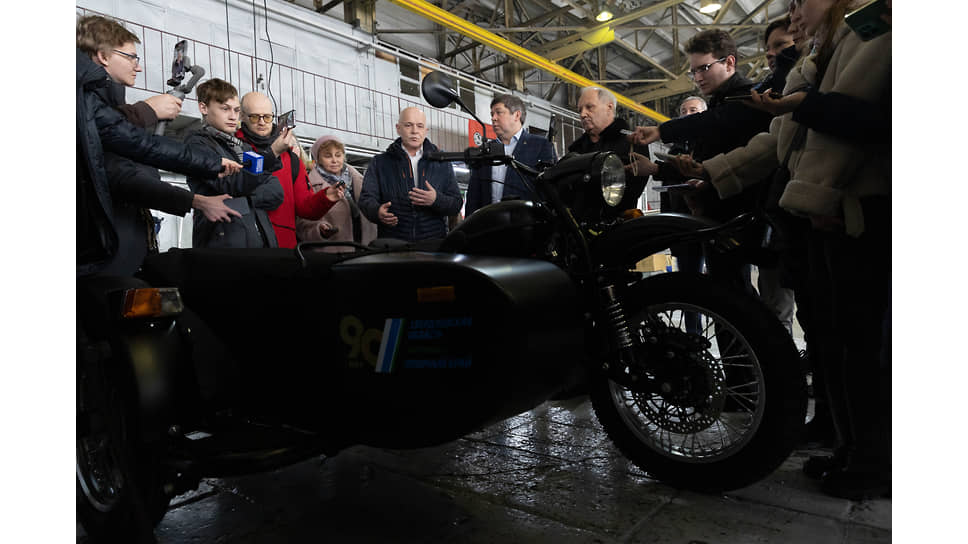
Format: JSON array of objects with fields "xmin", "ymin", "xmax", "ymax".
[{"xmin": 243, "ymin": 151, "xmax": 264, "ymax": 174}]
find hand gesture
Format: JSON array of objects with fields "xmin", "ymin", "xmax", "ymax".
[
  {"xmin": 625, "ymin": 152, "xmax": 658, "ymax": 177},
  {"xmin": 378, "ymin": 201, "xmax": 398, "ymax": 226},
  {"xmin": 324, "ymin": 183, "xmax": 345, "ymax": 202},
  {"xmin": 219, "ymin": 158, "xmax": 242, "ymax": 177},
  {"xmin": 629, "ymin": 126, "xmax": 661, "ymax": 147},
  {"xmin": 270, "ymin": 127, "xmax": 293, "ymax": 157},
  {"xmin": 682, "ymin": 179, "xmax": 713, "ymax": 216},
  {"xmin": 669, "ymin": 154, "xmax": 705, "ymax": 179},
  {"xmin": 144, "ymin": 94, "xmax": 183, "ymax": 120},
  {"xmin": 743, "ymin": 89, "xmax": 806, "ymax": 117},
  {"xmin": 193, "ymin": 194, "xmax": 242, "ymax": 223},
  {"xmin": 408, "ymin": 180, "xmax": 437, "ymax": 206}
]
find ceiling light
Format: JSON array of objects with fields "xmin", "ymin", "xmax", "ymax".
[
  {"xmin": 699, "ymin": 0, "xmax": 722, "ymax": 14},
  {"xmin": 596, "ymin": 9, "xmax": 614, "ymax": 22}
]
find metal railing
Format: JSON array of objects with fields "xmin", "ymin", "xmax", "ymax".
[{"xmin": 77, "ymin": 6, "xmax": 484, "ymax": 153}]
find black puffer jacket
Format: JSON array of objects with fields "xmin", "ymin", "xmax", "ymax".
[
  {"xmin": 358, "ymin": 138, "xmax": 462, "ymax": 242},
  {"xmin": 77, "ymin": 48, "xmax": 224, "ymax": 275}
]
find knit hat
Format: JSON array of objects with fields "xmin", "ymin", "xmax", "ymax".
[{"xmin": 311, "ymin": 134, "xmax": 344, "ymax": 161}]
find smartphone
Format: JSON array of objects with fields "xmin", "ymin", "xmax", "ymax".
[
  {"xmin": 845, "ymin": 0, "xmax": 890, "ymax": 41},
  {"xmin": 724, "ymin": 91, "xmax": 782, "ymax": 102},
  {"xmin": 652, "ymin": 183, "xmax": 697, "ymax": 192},
  {"xmin": 167, "ymin": 40, "xmax": 188, "ymax": 87},
  {"xmin": 278, "ymin": 109, "xmax": 296, "ymax": 130},
  {"xmin": 654, "ymin": 151, "xmax": 679, "ymax": 162},
  {"xmin": 332, "ymin": 180, "xmax": 346, "ymax": 190}
]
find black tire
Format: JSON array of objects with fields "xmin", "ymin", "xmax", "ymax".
[
  {"xmin": 77, "ymin": 330, "xmax": 170, "ymax": 543},
  {"xmin": 590, "ymin": 272, "xmax": 806, "ymax": 492}
]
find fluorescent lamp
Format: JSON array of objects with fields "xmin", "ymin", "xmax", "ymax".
[{"xmin": 699, "ymin": 0, "xmax": 722, "ymax": 14}]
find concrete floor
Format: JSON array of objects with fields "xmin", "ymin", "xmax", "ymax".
[
  {"xmin": 78, "ymin": 394, "xmax": 889, "ymax": 544},
  {"xmin": 79, "ymin": 268, "xmax": 892, "ymax": 542}
]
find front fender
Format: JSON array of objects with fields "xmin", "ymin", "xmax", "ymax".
[{"xmin": 590, "ymin": 212, "xmax": 720, "ymax": 269}]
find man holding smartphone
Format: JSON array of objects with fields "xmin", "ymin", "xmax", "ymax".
[
  {"xmin": 236, "ymin": 92, "xmax": 344, "ymax": 248},
  {"xmin": 628, "ymin": 30, "xmax": 774, "ymax": 296}
]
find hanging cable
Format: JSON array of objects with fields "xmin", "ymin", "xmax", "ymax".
[
  {"xmin": 262, "ymin": 0, "xmax": 277, "ymax": 112},
  {"xmin": 225, "ymin": 0, "xmax": 232, "ymax": 84}
]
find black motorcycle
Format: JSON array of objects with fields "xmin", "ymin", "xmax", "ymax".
[
  {"xmin": 76, "ymin": 71, "xmax": 804, "ymax": 543},
  {"xmin": 421, "ymin": 71, "xmax": 806, "ymax": 492}
]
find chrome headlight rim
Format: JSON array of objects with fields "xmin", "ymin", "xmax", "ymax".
[{"xmin": 596, "ymin": 152, "xmax": 626, "ymax": 207}]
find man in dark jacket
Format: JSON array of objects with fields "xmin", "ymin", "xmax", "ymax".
[
  {"xmin": 186, "ymin": 78, "xmax": 284, "ymax": 249},
  {"xmin": 77, "ymin": 47, "xmax": 240, "ymax": 276},
  {"xmin": 465, "ymin": 94, "xmax": 556, "ymax": 216},
  {"xmin": 568, "ymin": 86, "xmax": 651, "ymax": 220},
  {"xmin": 359, "ymin": 107, "xmax": 463, "ymax": 243},
  {"xmin": 630, "ymin": 30, "xmax": 774, "ymax": 294},
  {"xmin": 78, "ymin": 14, "xmax": 241, "ymax": 275}
]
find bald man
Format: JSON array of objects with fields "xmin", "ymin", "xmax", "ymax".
[
  {"xmin": 358, "ymin": 107, "xmax": 463, "ymax": 243},
  {"xmin": 235, "ymin": 92, "xmax": 342, "ymax": 248}
]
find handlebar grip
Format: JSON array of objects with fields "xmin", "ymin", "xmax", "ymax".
[{"xmin": 426, "ymin": 151, "xmax": 469, "ymax": 161}]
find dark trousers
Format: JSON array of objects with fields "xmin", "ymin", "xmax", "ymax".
[{"xmin": 806, "ymin": 197, "xmax": 891, "ymax": 472}]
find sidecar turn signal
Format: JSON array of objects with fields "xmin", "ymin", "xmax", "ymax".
[
  {"xmin": 121, "ymin": 288, "xmax": 184, "ymax": 318},
  {"xmin": 621, "ymin": 209, "xmax": 644, "ymax": 220}
]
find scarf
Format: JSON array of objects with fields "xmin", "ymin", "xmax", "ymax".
[{"xmin": 239, "ymin": 122, "xmax": 279, "ymax": 153}]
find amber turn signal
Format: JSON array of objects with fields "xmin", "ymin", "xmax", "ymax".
[{"xmin": 121, "ymin": 288, "xmax": 184, "ymax": 318}]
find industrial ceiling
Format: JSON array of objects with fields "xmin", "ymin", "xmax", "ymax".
[{"xmin": 300, "ymin": 0, "xmax": 791, "ymax": 120}]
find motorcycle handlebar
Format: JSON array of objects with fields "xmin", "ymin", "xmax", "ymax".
[{"xmin": 427, "ymin": 145, "xmax": 540, "ymax": 177}]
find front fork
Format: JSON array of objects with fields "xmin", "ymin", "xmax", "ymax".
[{"xmin": 598, "ymin": 282, "xmax": 641, "ymax": 379}]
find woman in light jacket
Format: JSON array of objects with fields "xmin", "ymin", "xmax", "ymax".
[
  {"xmin": 651, "ymin": 0, "xmax": 891, "ymax": 500},
  {"xmin": 296, "ymin": 135, "xmax": 378, "ymax": 251}
]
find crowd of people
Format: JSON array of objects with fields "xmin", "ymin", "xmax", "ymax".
[{"xmin": 77, "ymin": 0, "xmax": 890, "ymax": 501}]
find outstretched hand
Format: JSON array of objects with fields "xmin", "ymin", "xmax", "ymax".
[
  {"xmin": 669, "ymin": 154, "xmax": 705, "ymax": 179},
  {"xmin": 742, "ymin": 89, "xmax": 806, "ymax": 116},
  {"xmin": 193, "ymin": 194, "xmax": 242, "ymax": 223},
  {"xmin": 219, "ymin": 158, "xmax": 242, "ymax": 177},
  {"xmin": 408, "ymin": 180, "xmax": 437, "ymax": 206},
  {"xmin": 625, "ymin": 152, "xmax": 658, "ymax": 177},
  {"xmin": 628, "ymin": 126, "xmax": 661, "ymax": 147}
]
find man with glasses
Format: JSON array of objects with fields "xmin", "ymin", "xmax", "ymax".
[
  {"xmin": 235, "ymin": 91, "xmax": 344, "ymax": 248},
  {"xmin": 628, "ymin": 29, "xmax": 773, "ymax": 296},
  {"xmin": 76, "ymin": 14, "xmax": 241, "ymax": 275},
  {"xmin": 185, "ymin": 78, "xmax": 285, "ymax": 248},
  {"xmin": 359, "ymin": 107, "xmax": 463, "ymax": 243}
]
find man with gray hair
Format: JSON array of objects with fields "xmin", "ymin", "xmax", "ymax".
[
  {"xmin": 568, "ymin": 86, "xmax": 650, "ymax": 217},
  {"xmin": 465, "ymin": 94, "xmax": 557, "ymax": 216}
]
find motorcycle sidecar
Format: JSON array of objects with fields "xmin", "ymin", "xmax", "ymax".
[{"xmin": 140, "ymin": 247, "xmax": 585, "ymax": 450}]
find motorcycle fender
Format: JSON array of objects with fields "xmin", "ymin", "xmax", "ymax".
[
  {"xmin": 591, "ymin": 212, "xmax": 720, "ymax": 269},
  {"xmin": 78, "ymin": 276, "xmax": 190, "ymax": 445}
]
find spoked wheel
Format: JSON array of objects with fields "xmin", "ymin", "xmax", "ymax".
[
  {"xmin": 77, "ymin": 332, "xmax": 169, "ymax": 543},
  {"xmin": 590, "ymin": 273, "xmax": 806, "ymax": 492}
]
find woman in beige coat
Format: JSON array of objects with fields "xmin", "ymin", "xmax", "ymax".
[
  {"xmin": 636, "ymin": 0, "xmax": 891, "ymax": 501},
  {"xmin": 296, "ymin": 135, "xmax": 378, "ymax": 251}
]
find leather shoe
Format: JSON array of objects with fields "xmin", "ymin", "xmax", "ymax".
[
  {"xmin": 802, "ymin": 455, "xmax": 841, "ymax": 480},
  {"xmin": 821, "ymin": 468, "xmax": 891, "ymax": 500}
]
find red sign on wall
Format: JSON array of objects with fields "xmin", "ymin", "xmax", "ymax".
[{"xmin": 468, "ymin": 120, "xmax": 496, "ymax": 147}]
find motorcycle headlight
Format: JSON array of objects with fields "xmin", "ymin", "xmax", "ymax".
[{"xmin": 596, "ymin": 153, "xmax": 626, "ymax": 207}]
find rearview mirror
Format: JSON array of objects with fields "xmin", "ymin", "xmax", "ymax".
[{"xmin": 421, "ymin": 71, "xmax": 459, "ymax": 109}]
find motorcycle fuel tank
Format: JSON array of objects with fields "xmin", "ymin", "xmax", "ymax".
[{"xmin": 440, "ymin": 200, "xmax": 554, "ymax": 258}]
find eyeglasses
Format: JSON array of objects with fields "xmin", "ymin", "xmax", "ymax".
[
  {"xmin": 113, "ymin": 49, "xmax": 141, "ymax": 65},
  {"xmin": 687, "ymin": 56, "xmax": 728, "ymax": 78},
  {"xmin": 246, "ymin": 114, "xmax": 274, "ymax": 123}
]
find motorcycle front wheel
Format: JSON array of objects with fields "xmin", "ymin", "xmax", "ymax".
[{"xmin": 590, "ymin": 272, "xmax": 806, "ymax": 492}]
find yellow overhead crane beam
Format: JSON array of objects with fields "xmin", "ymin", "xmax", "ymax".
[{"xmin": 386, "ymin": 0, "xmax": 670, "ymax": 123}]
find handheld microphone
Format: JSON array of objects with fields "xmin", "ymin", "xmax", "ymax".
[{"xmin": 242, "ymin": 151, "xmax": 264, "ymax": 174}]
